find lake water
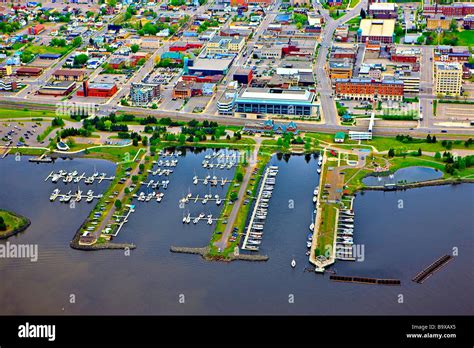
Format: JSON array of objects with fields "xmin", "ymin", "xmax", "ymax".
[
  {"xmin": 0, "ymin": 151, "xmax": 472, "ymax": 315},
  {"xmin": 362, "ymin": 166, "xmax": 443, "ymax": 186}
]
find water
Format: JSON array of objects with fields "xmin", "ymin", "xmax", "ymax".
[
  {"xmin": 362, "ymin": 166, "xmax": 443, "ymax": 186},
  {"xmin": 0, "ymin": 151, "xmax": 472, "ymax": 315}
]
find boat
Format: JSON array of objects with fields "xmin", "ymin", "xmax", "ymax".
[
  {"xmin": 86, "ymin": 196, "xmax": 94, "ymax": 203},
  {"xmin": 291, "ymin": 258, "xmax": 296, "ymax": 268},
  {"xmin": 309, "ymin": 223, "xmax": 314, "ymax": 231},
  {"xmin": 306, "ymin": 241, "xmax": 312, "ymax": 248},
  {"xmin": 317, "ymin": 168, "xmax": 321, "ymax": 174},
  {"xmin": 313, "ymin": 196, "xmax": 317, "ymax": 203},
  {"xmin": 49, "ymin": 189, "xmax": 60, "ymax": 201}
]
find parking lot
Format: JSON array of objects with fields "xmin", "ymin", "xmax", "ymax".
[{"xmin": 0, "ymin": 121, "xmax": 52, "ymax": 148}]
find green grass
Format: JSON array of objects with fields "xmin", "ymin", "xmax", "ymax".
[
  {"xmin": 349, "ymin": 0, "xmax": 360, "ymax": 7},
  {"xmin": 366, "ymin": 136, "xmax": 469, "ymax": 153},
  {"xmin": 0, "ymin": 209, "xmax": 29, "ymax": 237},
  {"xmin": 84, "ymin": 145, "xmax": 144, "ymax": 163},
  {"xmin": 0, "ymin": 108, "xmax": 57, "ymax": 119},
  {"xmin": 23, "ymin": 45, "xmax": 71, "ymax": 56}
]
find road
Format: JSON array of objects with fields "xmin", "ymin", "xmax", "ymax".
[{"xmin": 313, "ymin": 0, "xmax": 368, "ymax": 125}]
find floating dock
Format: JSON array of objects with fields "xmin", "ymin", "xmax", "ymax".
[
  {"xmin": 412, "ymin": 254, "xmax": 454, "ymax": 284},
  {"xmin": 241, "ymin": 166, "xmax": 278, "ymax": 251},
  {"xmin": 330, "ymin": 275, "xmax": 401, "ymax": 286}
]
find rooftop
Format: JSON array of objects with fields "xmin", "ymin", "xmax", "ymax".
[
  {"xmin": 237, "ymin": 88, "xmax": 315, "ymax": 104},
  {"xmin": 359, "ymin": 19, "xmax": 395, "ymax": 38}
]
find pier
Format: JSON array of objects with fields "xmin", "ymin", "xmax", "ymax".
[
  {"xmin": 412, "ymin": 254, "xmax": 454, "ymax": 284},
  {"xmin": 330, "ymin": 275, "xmax": 401, "ymax": 286},
  {"xmin": 241, "ymin": 166, "xmax": 278, "ymax": 251},
  {"xmin": 192, "ymin": 175, "xmax": 230, "ymax": 186},
  {"xmin": 110, "ymin": 206, "xmax": 135, "ymax": 237}
]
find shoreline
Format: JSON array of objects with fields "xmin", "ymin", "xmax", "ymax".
[
  {"xmin": 0, "ymin": 210, "xmax": 31, "ymax": 240},
  {"xmin": 357, "ymin": 178, "xmax": 474, "ymax": 193},
  {"xmin": 170, "ymin": 246, "xmax": 269, "ymax": 262}
]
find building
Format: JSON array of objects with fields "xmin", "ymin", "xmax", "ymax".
[
  {"xmin": 233, "ymin": 68, "xmax": 253, "ymax": 85},
  {"xmin": 398, "ymin": 72, "xmax": 420, "ymax": 94},
  {"xmin": 16, "ymin": 67, "xmax": 42, "ymax": 77},
  {"xmin": 334, "ymin": 132, "xmax": 346, "ymax": 143},
  {"xmin": 207, "ymin": 35, "xmax": 245, "ymax": 54},
  {"xmin": 434, "ymin": 62, "xmax": 463, "ymax": 96},
  {"xmin": 291, "ymin": 0, "xmax": 310, "ymax": 6},
  {"xmin": 188, "ymin": 58, "xmax": 233, "ymax": 76},
  {"xmin": 426, "ymin": 18, "xmax": 451, "ymax": 30},
  {"xmin": 77, "ymin": 81, "xmax": 117, "ymax": 98},
  {"xmin": 329, "ymin": 61, "xmax": 353, "ymax": 79},
  {"xmin": 0, "ymin": 78, "xmax": 18, "ymax": 91},
  {"xmin": 334, "ymin": 25, "xmax": 349, "ymax": 42},
  {"xmin": 253, "ymin": 45, "xmax": 282, "ymax": 59},
  {"xmin": 130, "ymin": 82, "xmax": 161, "ymax": 106},
  {"xmin": 464, "ymin": 14, "xmax": 474, "ymax": 29},
  {"xmin": 423, "ymin": 2, "xmax": 474, "ymax": 18},
  {"xmin": 308, "ymin": 12, "xmax": 324, "ymax": 26},
  {"xmin": 357, "ymin": 19, "xmax": 395, "ymax": 44},
  {"xmin": 53, "ymin": 69, "xmax": 86, "ymax": 82},
  {"xmin": 434, "ymin": 46, "xmax": 471, "ymax": 62},
  {"xmin": 28, "ymin": 24, "xmax": 44, "ymax": 35},
  {"xmin": 334, "ymin": 78, "xmax": 404, "ymax": 101},
  {"xmin": 235, "ymin": 88, "xmax": 318, "ymax": 118},
  {"xmin": 38, "ymin": 81, "xmax": 76, "ymax": 96},
  {"xmin": 217, "ymin": 89, "xmax": 238, "ymax": 115},
  {"xmin": 368, "ymin": 3, "xmax": 398, "ymax": 19},
  {"xmin": 390, "ymin": 47, "xmax": 420, "ymax": 63}
]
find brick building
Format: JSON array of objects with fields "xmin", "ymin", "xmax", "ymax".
[{"xmin": 335, "ymin": 78, "xmax": 404, "ymax": 101}]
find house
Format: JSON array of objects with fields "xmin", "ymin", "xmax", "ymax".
[{"xmin": 334, "ymin": 132, "xmax": 346, "ymax": 143}]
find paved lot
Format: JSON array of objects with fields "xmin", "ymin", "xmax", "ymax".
[{"xmin": 437, "ymin": 103, "xmax": 474, "ymax": 120}]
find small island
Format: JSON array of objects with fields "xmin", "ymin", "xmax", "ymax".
[{"xmin": 0, "ymin": 209, "xmax": 31, "ymax": 239}]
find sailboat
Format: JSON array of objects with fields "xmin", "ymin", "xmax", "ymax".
[{"xmin": 291, "ymin": 258, "xmax": 296, "ymax": 268}]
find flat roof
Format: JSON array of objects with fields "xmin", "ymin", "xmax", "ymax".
[
  {"xmin": 359, "ymin": 19, "xmax": 395, "ymax": 38},
  {"xmin": 236, "ymin": 88, "xmax": 315, "ymax": 104},
  {"xmin": 54, "ymin": 69, "xmax": 86, "ymax": 76},
  {"xmin": 190, "ymin": 58, "xmax": 233, "ymax": 71},
  {"xmin": 88, "ymin": 83, "xmax": 116, "ymax": 90},
  {"xmin": 369, "ymin": 3, "xmax": 396, "ymax": 11}
]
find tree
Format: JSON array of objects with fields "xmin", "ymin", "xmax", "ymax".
[
  {"xmin": 236, "ymin": 172, "xmax": 244, "ymax": 182},
  {"xmin": 360, "ymin": 9, "xmax": 366, "ymax": 19},
  {"xmin": 418, "ymin": 148, "xmax": 422, "ymax": 156},
  {"xmin": 72, "ymin": 36, "xmax": 82, "ymax": 47},
  {"xmin": 426, "ymin": 134, "xmax": 432, "ymax": 143},
  {"xmin": 139, "ymin": 163, "xmax": 145, "ymax": 172},
  {"xmin": 435, "ymin": 152, "xmax": 441, "ymax": 159},
  {"xmin": 178, "ymin": 133, "xmax": 186, "ymax": 144},
  {"xmin": 131, "ymin": 44, "xmax": 140, "ymax": 53},
  {"xmin": 230, "ymin": 191, "xmax": 238, "ymax": 201},
  {"xmin": 0, "ymin": 217, "xmax": 6, "ymax": 231},
  {"xmin": 142, "ymin": 136, "xmax": 148, "ymax": 146},
  {"xmin": 449, "ymin": 19, "xmax": 458, "ymax": 32},
  {"xmin": 388, "ymin": 148, "xmax": 395, "ymax": 157},
  {"xmin": 132, "ymin": 138, "xmax": 139, "ymax": 146},
  {"xmin": 114, "ymin": 199, "xmax": 122, "ymax": 210},
  {"xmin": 74, "ymin": 54, "xmax": 88, "ymax": 66}
]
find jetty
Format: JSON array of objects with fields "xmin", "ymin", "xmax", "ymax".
[
  {"xmin": 412, "ymin": 254, "xmax": 454, "ymax": 284},
  {"xmin": 241, "ymin": 166, "xmax": 278, "ymax": 251},
  {"xmin": 330, "ymin": 275, "xmax": 401, "ymax": 286}
]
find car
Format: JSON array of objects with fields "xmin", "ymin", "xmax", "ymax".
[{"xmin": 441, "ymin": 130, "xmax": 448, "ymax": 133}]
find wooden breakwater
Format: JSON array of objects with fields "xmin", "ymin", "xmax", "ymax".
[
  {"xmin": 412, "ymin": 254, "xmax": 453, "ymax": 284},
  {"xmin": 330, "ymin": 275, "xmax": 401, "ymax": 286},
  {"xmin": 170, "ymin": 246, "xmax": 269, "ymax": 262}
]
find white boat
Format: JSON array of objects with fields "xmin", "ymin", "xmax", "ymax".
[
  {"xmin": 313, "ymin": 196, "xmax": 317, "ymax": 203},
  {"xmin": 291, "ymin": 258, "xmax": 296, "ymax": 268},
  {"xmin": 313, "ymin": 188, "xmax": 319, "ymax": 195},
  {"xmin": 317, "ymin": 168, "xmax": 321, "ymax": 174},
  {"xmin": 309, "ymin": 223, "xmax": 314, "ymax": 231},
  {"xmin": 306, "ymin": 241, "xmax": 312, "ymax": 248},
  {"xmin": 49, "ymin": 189, "xmax": 60, "ymax": 201},
  {"xmin": 86, "ymin": 196, "xmax": 94, "ymax": 203}
]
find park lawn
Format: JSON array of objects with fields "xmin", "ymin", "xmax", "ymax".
[
  {"xmin": 0, "ymin": 210, "xmax": 28, "ymax": 237},
  {"xmin": 387, "ymin": 155, "xmax": 447, "ymax": 173},
  {"xmin": 444, "ymin": 30, "xmax": 474, "ymax": 46},
  {"xmin": 23, "ymin": 44, "xmax": 71, "ymax": 56},
  {"xmin": 85, "ymin": 145, "xmax": 144, "ymax": 162},
  {"xmin": 366, "ymin": 136, "xmax": 468, "ymax": 153}
]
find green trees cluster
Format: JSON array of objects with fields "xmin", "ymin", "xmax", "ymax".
[{"xmin": 0, "ymin": 217, "xmax": 6, "ymax": 231}]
